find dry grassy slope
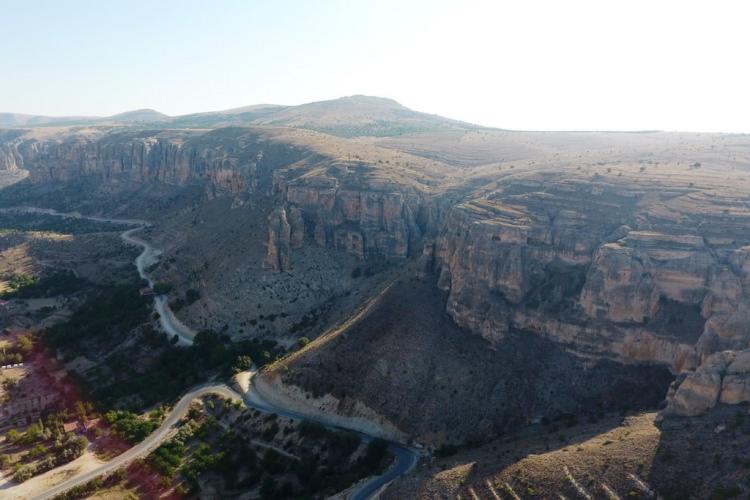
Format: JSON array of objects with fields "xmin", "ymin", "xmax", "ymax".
[
  {"xmin": 387, "ymin": 403, "xmax": 750, "ymax": 500},
  {"xmin": 266, "ymin": 275, "xmax": 672, "ymax": 444}
]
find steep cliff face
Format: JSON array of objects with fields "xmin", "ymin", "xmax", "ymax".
[
  {"xmin": 1, "ymin": 127, "xmax": 315, "ymax": 196},
  {"xmin": 0, "ymin": 130, "xmax": 26, "ymax": 171},
  {"xmin": 431, "ymin": 174, "xmax": 750, "ymax": 403},
  {"xmin": 3, "ymin": 126, "xmax": 444, "ymax": 271},
  {"xmin": 266, "ymin": 167, "xmax": 431, "ymax": 267},
  {"xmin": 433, "ymin": 181, "xmax": 630, "ymax": 346}
]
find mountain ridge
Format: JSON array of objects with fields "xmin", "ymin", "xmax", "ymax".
[{"xmin": 0, "ymin": 95, "xmax": 486, "ymax": 137}]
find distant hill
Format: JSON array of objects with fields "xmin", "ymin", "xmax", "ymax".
[
  {"xmin": 0, "ymin": 96, "xmax": 487, "ymax": 137},
  {"xmin": 0, "ymin": 112, "xmax": 94, "ymax": 128},
  {"xmin": 106, "ymin": 108, "xmax": 170, "ymax": 123},
  {"xmin": 249, "ymin": 95, "xmax": 482, "ymax": 137}
]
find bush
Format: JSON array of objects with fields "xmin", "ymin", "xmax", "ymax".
[
  {"xmin": 13, "ymin": 464, "xmax": 35, "ymax": 482},
  {"xmin": 260, "ymin": 475, "xmax": 278, "ymax": 497},
  {"xmin": 29, "ymin": 443, "xmax": 49, "ymax": 458},
  {"xmin": 5, "ymin": 428, "xmax": 21, "ymax": 444},
  {"xmin": 232, "ymin": 355, "xmax": 253, "ymax": 374}
]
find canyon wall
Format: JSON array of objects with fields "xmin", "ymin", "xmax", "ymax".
[
  {"xmin": 430, "ymin": 177, "xmax": 750, "ymax": 416},
  {"xmin": 265, "ymin": 173, "xmax": 427, "ymax": 270},
  {"xmin": 0, "ymin": 128, "xmax": 315, "ymax": 197}
]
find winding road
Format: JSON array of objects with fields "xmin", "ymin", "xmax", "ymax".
[{"xmin": 1, "ymin": 207, "xmax": 418, "ymax": 499}]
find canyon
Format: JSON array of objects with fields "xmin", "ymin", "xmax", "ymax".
[{"xmin": 2, "ymin": 96, "xmax": 750, "ymax": 496}]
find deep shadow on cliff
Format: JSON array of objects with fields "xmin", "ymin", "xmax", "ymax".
[{"xmin": 277, "ymin": 274, "xmax": 673, "ymax": 445}]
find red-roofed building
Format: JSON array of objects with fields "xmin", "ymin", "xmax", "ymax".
[{"xmin": 62, "ymin": 421, "xmax": 79, "ymax": 433}]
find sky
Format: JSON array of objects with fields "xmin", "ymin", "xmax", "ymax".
[{"xmin": 1, "ymin": 0, "xmax": 749, "ymax": 132}]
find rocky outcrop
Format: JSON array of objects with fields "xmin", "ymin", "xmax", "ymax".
[
  {"xmin": 265, "ymin": 207, "xmax": 293, "ymax": 272},
  {"xmin": 580, "ymin": 232, "xmax": 712, "ymax": 323},
  {"xmin": 665, "ymin": 349, "xmax": 750, "ymax": 416},
  {"xmin": 264, "ymin": 205, "xmax": 306, "ymax": 272},
  {"xmin": 433, "ymin": 195, "xmax": 607, "ymax": 345},
  {"xmin": 0, "ymin": 131, "xmax": 24, "ymax": 171}
]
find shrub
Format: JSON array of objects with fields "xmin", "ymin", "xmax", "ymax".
[{"xmin": 13, "ymin": 464, "xmax": 35, "ymax": 482}]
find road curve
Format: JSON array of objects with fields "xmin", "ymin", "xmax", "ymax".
[
  {"xmin": 30, "ymin": 384, "xmax": 237, "ymax": 500},
  {"xmin": 5, "ymin": 207, "xmax": 418, "ymax": 499},
  {"xmin": 242, "ymin": 374, "xmax": 419, "ymax": 500}
]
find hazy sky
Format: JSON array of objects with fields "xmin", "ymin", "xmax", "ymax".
[{"xmin": 2, "ymin": 0, "xmax": 749, "ymax": 132}]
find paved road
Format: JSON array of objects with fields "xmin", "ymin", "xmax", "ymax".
[
  {"xmin": 8, "ymin": 207, "xmax": 418, "ymax": 499},
  {"xmin": 30, "ymin": 376, "xmax": 417, "ymax": 500},
  {"xmin": 31, "ymin": 384, "xmax": 236, "ymax": 500},
  {"xmin": 0, "ymin": 206, "xmax": 195, "ymax": 344}
]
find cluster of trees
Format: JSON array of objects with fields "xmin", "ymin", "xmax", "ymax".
[
  {"xmin": 1, "ymin": 271, "xmax": 86, "ymax": 299},
  {"xmin": 45, "ymin": 283, "xmax": 151, "ymax": 348},
  {"xmin": 140, "ymin": 395, "xmax": 396, "ymax": 499},
  {"xmin": 3, "ymin": 421, "xmax": 88, "ymax": 483},
  {"xmin": 103, "ymin": 410, "xmax": 161, "ymax": 444},
  {"xmin": 0, "ymin": 333, "xmax": 34, "ymax": 365},
  {"xmin": 52, "ymin": 469, "xmax": 128, "ymax": 500},
  {"xmin": 0, "ymin": 212, "xmax": 124, "ymax": 234},
  {"xmin": 148, "ymin": 439, "xmax": 186, "ymax": 478},
  {"xmin": 4, "ymin": 273, "xmax": 37, "ymax": 292},
  {"xmin": 41, "ymin": 278, "xmax": 280, "ymax": 411},
  {"xmin": 92, "ymin": 329, "xmax": 280, "ymax": 410},
  {"xmin": 11, "ymin": 433, "xmax": 87, "ymax": 482}
]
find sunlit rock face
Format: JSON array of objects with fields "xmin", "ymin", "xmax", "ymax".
[
  {"xmin": 428, "ymin": 177, "xmax": 750, "ymax": 413},
  {"xmin": 581, "ymin": 232, "xmax": 713, "ymax": 324},
  {"xmin": 273, "ymin": 176, "xmax": 425, "ymax": 262}
]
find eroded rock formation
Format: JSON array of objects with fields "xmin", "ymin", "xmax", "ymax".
[{"xmin": 269, "ymin": 172, "xmax": 426, "ymax": 265}]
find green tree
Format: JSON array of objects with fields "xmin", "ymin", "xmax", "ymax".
[
  {"xmin": 232, "ymin": 355, "xmax": 253, "ymax": 374},
  {"xmin": 5, "ymin": 428, "xmax": 21, "ymax": 444},
  {"xmin": 16, "ymin": 334, "xmax": 34, "ymax": 356},
  {"xmin": 74, "ymin": 400, "xmax": 88, "ymax": 423}
]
